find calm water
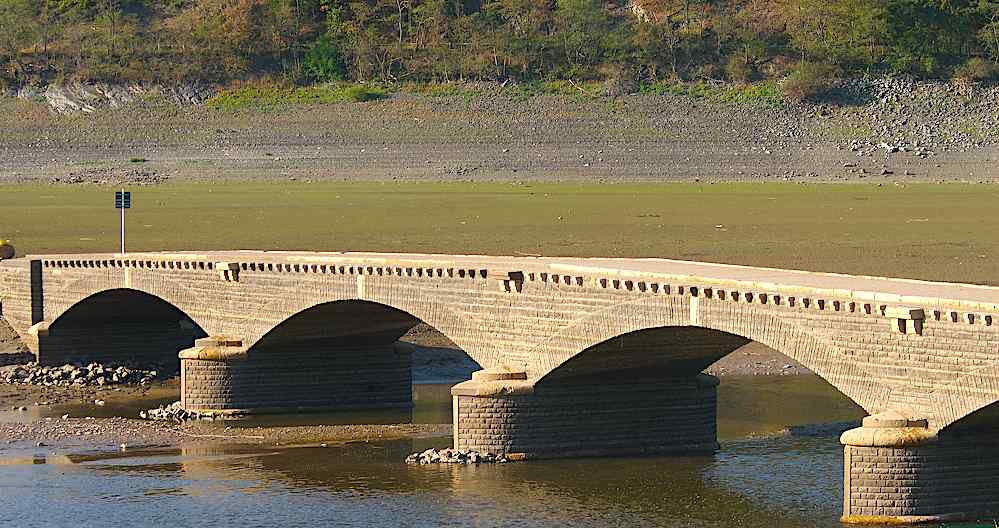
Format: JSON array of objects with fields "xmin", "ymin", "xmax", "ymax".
[{"xmin": 0, "ymin": 375, "xmax": 923, "ymax": 528}]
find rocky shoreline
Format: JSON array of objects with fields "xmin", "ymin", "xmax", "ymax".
[
  {"xmin": 1, "ymin": 361, "xmax": 166, "ymax": 388},
  {"xmin": 2, "ymin": 77, "xmax": 998, "ymax": 186}
]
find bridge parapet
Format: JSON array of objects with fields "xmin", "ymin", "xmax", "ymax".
[{"xmin": 25, "ymin": 253, "xmax": 999, "ymax": 338}]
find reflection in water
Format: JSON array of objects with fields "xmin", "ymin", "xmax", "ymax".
[
  {"xmin": 0, "ymin": 437, "xmax": 845, "ymax": 527},
  {"xmin": 717, "ymin": 374, "xmax": 864, "ymax": 439},
  {"xmin": 0, "ymin": 375, "xmax": 873, "ymax": 528}
]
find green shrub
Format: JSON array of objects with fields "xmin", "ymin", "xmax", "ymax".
[
  {"xmin": 340, "ymin": 84, "xmax": 388, "ymax": 102},
  {"xmin": 303, "ymin": 37, "xmax": 348, "ymax": 82},
  {"xmin": 639, "ymin": 80, "xmax": 783, "ymax": 106},
  {"xmin": 782, "ymin": 62, "xmax": 839, "ymax": 102},
  {"xmin": 953, "ymin": 57, "xmax": 998, "ymax": 83},
  {"xmin": 207, "ymin": 82, "xmax": 389, "ymax": 110}
]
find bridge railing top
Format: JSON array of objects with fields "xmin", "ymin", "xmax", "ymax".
[{"xmin": 18, "ymin": 251, "xmax": 999, "ymax": 320}]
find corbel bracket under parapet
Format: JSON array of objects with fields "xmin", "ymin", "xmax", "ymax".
[
  {"xmin": 885, "ymin": 306, "xmax": 924, "ymax": 336},
  {"xmin": 488, "ymin": 269, "xmax": 525, "ymax": 293},
  {"xmin": 216, "ymin": 262, "xmax": 240, "ymax": 282}
]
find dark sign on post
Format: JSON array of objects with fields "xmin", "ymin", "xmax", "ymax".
[
  {"xmin": 115, "ymin": 190, "xmax": 131, "ymax": 253},
  {"xmin": 115, "ymin": 191, "xmax": 132, "ymax": 209}
]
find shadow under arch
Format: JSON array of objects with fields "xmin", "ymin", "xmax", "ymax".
[
  {"xmin": 456, "ymin": 324, "xmax": 867, "ymax": 458},
  {"xmin": 247, "ymin": 300, "xmax": 440, "ymax": 353},
  {"xmin": 186, "ymin": 300, "xmax": 479, "ymax": 416},
  {"xmin": 536, "ymin": 324, "xmax": 866, "ymax": 424},
  {"xmin": 939, "ymin": 399, "xmax": 999, "ymax": 435},
  {"xmin": 41, "ymin": 288, "xmax": 207, "ymax": 369},
  {"xmin": 538, "ymin": 326, "xmax": 750, "ymax": 385},
  {"xmin": 531, "ymin": 306, "xmax": 881, "ymax": 416}
]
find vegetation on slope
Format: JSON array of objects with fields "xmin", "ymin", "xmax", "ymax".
[{"xmin": 1, "ymin": 0, "xmax": 998, "ymax": 95}]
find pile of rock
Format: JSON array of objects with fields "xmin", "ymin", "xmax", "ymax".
[
  {"xmin": 51, "ymin": 166, "xmax": 167, "ymax": 186},
  {"xmin": 0, "ymin": 362, "xmax": 162, "ymax": 387},
  {"xmin": 406, "ymin": 448, "xmax": 509, "ymax": 465},
  {"xmin": 139, "ymin": 401, "xmax": 210, "ymax": 421},
  {"xmin": 12, "ymin": 82, "xmax": 217, "ymax": 115},
  {"xmin": 828, "ymin": 77, "xmax": 999, "ymax": 155}
]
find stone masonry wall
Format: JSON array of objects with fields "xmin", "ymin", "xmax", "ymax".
[
  {"xmin": 182, "ymin": 342, "xmax": 412, "ymax": 414},
  {"xmin": 455, "ymin": 375, "xmax": 718, "ymax": 457},
  {"xmin": 0, "ymin": 260, "xmax": 34, "ymax": 342},
  {"xmin": 19, "ymin": 254, "xmax": 999, "ymax": 431},
  {"xmin": 845, "ymin": 435, "xmax": 999, "ymax": 521}
]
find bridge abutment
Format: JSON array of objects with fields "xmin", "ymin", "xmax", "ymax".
[
  {"xmin": 180, "ymin": 336, "xmax": 412, "ymax": 417},
  {"xmin": 451, "ymin": 369, "xmax": 719, "ymax": 458},
  {"xmin": 841, "ymin": 412, "xmax": 999, "ymax": 524}
]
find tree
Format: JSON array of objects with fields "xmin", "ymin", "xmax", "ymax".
[
  {"xmin": 554, "ymin": 0, "xmax": 630, "ymax": 76},
  {"xmin": 979, "ymin": 1, "xmax": 999, "ymax": 64},
  {"xmin": 480, "ymin": 0, "xmax": 553, "ymax": 79},
  {"xmin": 882, "ymin": 0, "xmax": 979, "ymax": 74},
  {"xmin": 785, "ymin": 0, "xmax": 888, "ymax": 67}
]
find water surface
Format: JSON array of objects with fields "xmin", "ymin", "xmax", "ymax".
[{"xmin": 0, "ymin": 375, "xmax": 891, "ymax": 527}]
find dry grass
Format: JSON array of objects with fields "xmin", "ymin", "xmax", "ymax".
[{"xmin": 2, "ymin": 181, "xmax": 999, "ymax": 285}]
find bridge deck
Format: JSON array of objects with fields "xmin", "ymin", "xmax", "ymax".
[{"xmin": 25, "ymin": 250, "xmax": 999, "ymax": 311}]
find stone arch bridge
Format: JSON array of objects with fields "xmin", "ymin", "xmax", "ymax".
[{"xmin": 3, "ymin": 250, "xmax": 999, "ymax": 523}]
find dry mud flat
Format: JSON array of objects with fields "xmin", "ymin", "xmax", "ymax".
[
  {"xmin": 0, "ymin": 414, "xmax": 449, "ymax": 454},
  {"xmin": 2, "ymin": 78, "xmax": 998, "ymax": 185},
  {"xmin": 0, "ymin": 378, "xmax": 447, "ymax": 453}
]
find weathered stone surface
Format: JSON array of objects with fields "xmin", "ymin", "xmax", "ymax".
[
  {"xmin": 3, "ymin": 251, "xmax": 999, "ymax": 430},
  {"xmin": 180, "ymin": 342, "xmax": 412, "ymax": 415},
  {"xmin": 454, "ymin": 374, "xmax": 720, "ymax": 458},
  {"xmin": 842, "ymin": 432, "xmax": 999, "ymax": 524}
]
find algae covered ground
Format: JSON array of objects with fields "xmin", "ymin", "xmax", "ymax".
[{"xmin": 2, "ymin": 181, "xmax": 997, "ymax": 286}]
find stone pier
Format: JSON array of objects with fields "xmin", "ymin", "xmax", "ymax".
[
  {"xmin": 841, "ymin": 412, "xmax": 999, "ymax": 524},
  {"xmin": 180, "ymin": 336, "xmax": 412, "ymax": 417},
  {"xmin": 451, "ymin": 368, "xmax": 719, "ymax": 458}
]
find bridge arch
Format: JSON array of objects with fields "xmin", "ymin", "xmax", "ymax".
[
  {"xmin": 528, "ymin": 295, "xmax": 883, "ymax": 416},
  {"xmin": 39, "ymin": 288, "xmax": 207, "ymax": 368},
  {"xmin": 241, "ymin": 296, "xmax": 491, "ymax": 370},
  {"xmin": 182, "ymin": 299, "xmax": 480, "ymax": 415},
  {"xmin": 246, "ymin": 300, "xmax": 446, "ymax": 354}
]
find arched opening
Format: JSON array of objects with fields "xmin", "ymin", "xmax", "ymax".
[
  {"xmin": 42, "ymin": 289, "xmax": 206, "ymax": 371},
  {"xmin": 455, "ymin": 325, "xmax": 864, "ymax": 458},
  {"xmin": 540, "ymin": 326, "xmax": 750, "ymax": 383},
  {"xmin": 182, "ymin": 300, "xmax": 479, "ymax": 418},
  {"xmin": 537, "ymin": 325, "xmax": 864, "ymax": 442},
  {"xmin": 0, "ymin": 317, "xmax": 31, "ymax": 366},
  {"xmin": 400, "ymin": 323, "xmax": 481, "ymax": 385}
]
